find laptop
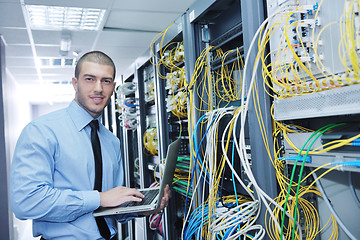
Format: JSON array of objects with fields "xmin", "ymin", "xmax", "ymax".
[{"xmin": 93, "ymin": 138, "xmax": 180, "ymax": 217}]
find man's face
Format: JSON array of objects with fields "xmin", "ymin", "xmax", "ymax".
[{"xmin": 72, "ymin": 61, "xmax": 116, "ymax": 118}]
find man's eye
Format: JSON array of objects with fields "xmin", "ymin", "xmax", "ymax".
[
  {"xmin": 85, "ymin": 78, "xmax": 94, "ymax": 81},
  {"xmin": 103, "ymin": 79, "xmax": 112, "ymax": 84}
]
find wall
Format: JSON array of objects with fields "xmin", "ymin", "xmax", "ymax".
[
  {"xmin": 31, "ymin": 102, "xmax": 70, "ymax": 120},
  {"xmin": 3, "ymin": 74, "xmax": 71, "ymax": 240},
  {"xmin": 0, "ymin": 35, "xmax": 11, "ymax": 240},
  {"xmin": 3, "ymin": 69, "xmax": 32, "ymax": 240}
]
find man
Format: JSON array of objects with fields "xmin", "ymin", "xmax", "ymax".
[{"xmin": 10, "ymin": 51, "xmax": 171, "ymax": 239}]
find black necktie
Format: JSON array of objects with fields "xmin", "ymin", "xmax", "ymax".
[{"xmin": 89, "ymin": 120, "xmax": 111, "ymax": 240}]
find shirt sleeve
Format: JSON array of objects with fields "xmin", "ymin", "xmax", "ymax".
[
  {"xmin": 114, "ymin": 213, "xmax": 138, "ymax": 223},
  {"xmin": 10, "ymin": 123, "xmax": 100, "ymax": 222}
]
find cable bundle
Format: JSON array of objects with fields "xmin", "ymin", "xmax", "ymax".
[
  {"xmin": 181, "ymin": 107, "xmax": 269, "ymax": 239},
  {"xmin": 149, "ymin": 25, "xmax": 188, "ymax": 122},
  {"xmin": 145, "ymin": 3, "xmax": 360, "ymax": 240},
  {"xmin": 115, "ymin": 84, "xmax": 138, "ymax": 130},
  {"xmin": 165, "ymin": 68, "xmax": 185, "ymax": 93},
  {"xmin": 143, "ymin": 128, "xmax": 158, "ymax": 156},
  {"xmin": 262, "ymin": 0, "xmax": 360, "ymax": 99},
  {"xmin": 145, "ymin": 79, "xmax": 155, "ymax": 103},
  {"xmin": 147, "ymin": 182, "xmax": 164, "ymax": 236},
  {"xmin": 115, "ymin": 82, "xmax": 136, "ymax": 96},
  {"xmin": 165, "ymin": 67, "xmax": 187, "ymax": 118},
  {"xmin": 270, "ymin": 121, "xmax": 360, "ymax": 240},
  {"xmin": 150, "ymin": 25, "xmax": 185, "ymax": 80},
  {"xmin": 162, "ymin": 42, "xmax": 185, "ymax": 69},
  {"xmin": 166, "ymin": 91, "xmax": 187, "ymax": 118},
  {"xmin": 213, "ymin": 48, "xmax": 244, "ymax": 106}
]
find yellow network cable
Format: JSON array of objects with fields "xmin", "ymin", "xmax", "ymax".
[
  {"xmin": 143, "ymin": 128, "xmax": 158, "ymax": 156},
  {"xmin": 270, "ymin": 121, "xmax": 348, "ymax": 240},
  {"xmin": 227, "ymin": 1, "xmax": 360, "ymax": 239},
  {"xmin": 150, "ymin": 23, "xmax": 174, "ymax": 67},
  {"xmin": 263, "ymin": 0, "xmax": 360, "ymax": 99},
  {"xmin": 186, "ymin": 46, "xmax": 215, "ymax": 183},
  {"xmin": 255, "ymin": 18, "xmax": 316, "ymax": 238},
  {"xmin": 339, "ymin": 0, "xmax": 360, "ymax": 79},
  {"xmin": 256, "ymin": 45, "xmax": 345, "ymax": 240},
  {"xmin": 213, "ymin": 47, "xmax": 244, "ymax": 106},
  {"xmin": 183, "ymin": 2, "xmax": 360, "ymax": 238}
]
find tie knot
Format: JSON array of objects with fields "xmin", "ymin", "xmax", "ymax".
[{"xmin": 89, "ymin": 119, "xmax": 99, "ymax": 131}]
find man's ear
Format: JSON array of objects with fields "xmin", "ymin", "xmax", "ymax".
[
  {"xmin": 72, "ymin": 77, "xmax": 78, "ymax": 91},
  {"xmin": 111, "ymin": 82, "xmax": 117, "ymax": 95}
]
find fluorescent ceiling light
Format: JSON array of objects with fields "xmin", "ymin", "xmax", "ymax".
[{"xmin": 26, "ymin": 5, "xmax": 106, "ymax": 31}]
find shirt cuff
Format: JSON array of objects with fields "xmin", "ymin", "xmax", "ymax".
[
  {"xmin": 115, "ymin": 213, "xmax": 138, "ymax": 223},
  {"xmin": 82, "ymin": 190, "xmax": 100, "ymax": 212}
]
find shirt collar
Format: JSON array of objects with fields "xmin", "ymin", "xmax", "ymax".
[{"xmin": 67, "ymin": 100, "xmax": 102, "ymax": 131}]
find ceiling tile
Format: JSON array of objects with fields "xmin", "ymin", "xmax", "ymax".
[
  {"xmin": 0, "ymin": 28, "xmax": 30, "ymax": 45},
  {"xmin": 112, "ymin": 0, "xmax": 196, "ymax": 13},
  {"xmin": 32, "ymin": 30, "xmax": 61, "ymax": 45},
  {"xmin": 0, "ymin": 0, "xmax": 21, "ymax": 2},
  {"xmin": 96, "ymin": 31, "xmax": 156, "ymax": 48},
  {"xmin": 70, "ymin": 47, "xmax": 92, "ymax": 57},
  {"xmin": 0, "ymin": 3, "xmax": 26, "ymax": 28},
  {"xmin": 71, "ymin": 31, "xmax": 98, "ymax": 47},
  {"xmin": 24, "ymin": 0, "xmax": 112, "ymax": 9},
  {"xmin": 94, "ymin": 46, "xmax": 146, "ymax": 60},
  {"xmin": 36, "ymin": 45, "xmax": 88, "ymax": 58},
  {"xmin": 35, "ymin": 45, "xmax": 63, "ymax": 57},
  {"xmin": 106, "ymin": 10, "xmax": 179, "ymax": 32},
  {"xmin": 6, "ymin": 45, "xmax": 33, "ymax": 57},
  {"xmin": 33, "ymin": 30, "xmax": 97, "ymax": 49},
  {"xmin": 6, "ymin": 57, "xmax": 36, "ymax": 68},
  {"xmin": 8, "ymin": 67, "xmax": 38, "ymax": 75}
]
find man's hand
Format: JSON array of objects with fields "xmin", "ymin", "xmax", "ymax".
[
  {"xmin": 99, "ymin": 186, "xmax": 144, "ymax": 207},
  {"xmin": 139, "ymin": 184, "xmax": 172, "ymax": 216}
]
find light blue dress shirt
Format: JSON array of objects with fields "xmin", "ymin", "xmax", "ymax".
[{"xmin": 10, "ymin": 100, "xmax": 133, "ymax": 239}]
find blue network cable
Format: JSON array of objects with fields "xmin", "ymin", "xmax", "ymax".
[
  {"xmin": 123, "ymin": 99, "xmax": 138, "ymax": 107},
  {"xmin": 192, "ymin": 114, "xmax": 211, "ymax": 180},
  {"xmin": 152, "ymin": 213, "xmax": 163, "ymax": 240},
  {"xmin": 331, "ymin": 160, "xmax": 360, "ymax": 167},
  {"xmin": 184, "ymin": 114, "xmax": 218, "ymax": 233},
  {"xmin": 231, "ymin": 118, "xmax": 239, "ymax": 207},
  {"xmin": 191, "ymin": 114, "xmax": 234, "ymax": 191},
  {"xmin": 185, "ymin": 110, "xmax": 242, "ymax": 239},
  {"xmin": 184, "ymin": 203, "xmax": 211, "ymax": 240},
  {"xmin": 222, "ymin": 223, "xmax": 241, "ymax": 239}
]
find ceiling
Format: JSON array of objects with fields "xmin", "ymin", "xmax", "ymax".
[{"xmin": 0, "ymin": 0, "xmax": 196, "ymax": 103}]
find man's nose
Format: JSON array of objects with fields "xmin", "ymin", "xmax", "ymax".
[{"xmin": 94, "ymin": 79, "xmax": 103, "ymax": 92}]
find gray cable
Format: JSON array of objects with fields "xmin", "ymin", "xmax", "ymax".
[
  {"xmin": 312, "ymin": 171, "xmax": 357, "ymax": 240},
  {"xmin": 349, "ymin": 172, "xmax": 360, "ymax": 208}
]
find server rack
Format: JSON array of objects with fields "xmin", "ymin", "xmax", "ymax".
[
  {"xmin": 113, "ymin": 0, "xmax": 360, "ymax": 239},
  {"xmin": 117, "ymin": 50, "xmax": 173, "ymax": 239},
  {"xmin": 116, "ymin": 0, "xmax": 278, "ymax": 239},
  {"xmin": 181, "ymin": 1, "xmax": 277, "ymax": 239},
  {"xmin": 151, "ymin": 16, "xmax": 192, "ymax": 239},
  {"xmin": 265, "ymin": 0, "xmax": 360, "ymax": 239},
  {"xmin": 114, "ymin": 73, "xmax": 137, "ymax": 240},
  {"xmin": 241, "ymin": 0, "xmax": 278, "ymax": 230}
]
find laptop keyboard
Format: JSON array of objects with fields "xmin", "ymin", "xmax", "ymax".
[{"xmin": 120, "ymin": 189, "xmax": 159, "ymax": 207}]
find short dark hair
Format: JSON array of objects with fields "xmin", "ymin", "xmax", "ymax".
[{"xmin": 75, "ymin": 51, "xmax": 116, "ymax": 79}]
